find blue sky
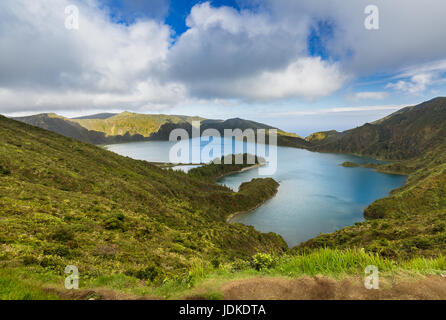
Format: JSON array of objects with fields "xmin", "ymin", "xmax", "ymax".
[{"xmin": 1, "ymin": 0, "xmax": 446, "ymax": 135}]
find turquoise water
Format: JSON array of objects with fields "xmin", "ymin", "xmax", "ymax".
[{"xmin": 105, "ymin": 138, "xmax": 406, "ymax": 247}]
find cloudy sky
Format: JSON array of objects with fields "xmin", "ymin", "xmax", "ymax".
[{"xmin": 1, "ymin": 0, "xmax": 445, "ymax": 135}]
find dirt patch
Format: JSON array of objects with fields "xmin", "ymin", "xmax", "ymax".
[
  {"xmin": 221, "ymin": 276, "xmax": 446, "ymax": 300},
  {"xmin": 45, "ymin": 287, "xmax": 162, "ymax": 300}
]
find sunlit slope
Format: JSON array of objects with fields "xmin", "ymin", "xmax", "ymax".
[{"xmin": 72, "ymin": 112, "xmax": 204, "ymax": 137}]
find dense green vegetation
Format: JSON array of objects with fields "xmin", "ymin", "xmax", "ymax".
[
  {"xmin": 4, "ymin": 247, "xmax": 445, "ymax": 300},
  {"xmin": 130, "ymin": 247, "xmax": 446, "ymax": 298},
  {"xmin": 188, "ymin": 154, "xmax": 263, "ymax": 181},
  {"xmin": 0, "ymin": 116, "xmax": 287, "ymax": 292}
]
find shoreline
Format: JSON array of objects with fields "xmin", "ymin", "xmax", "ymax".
[
  {"xmin": 216, "ymin": 163, "xmax": 265, "ymax": 181},
  {"xmin": 226, "ymin": 187, "xmax": 278, "ymax": 223}
]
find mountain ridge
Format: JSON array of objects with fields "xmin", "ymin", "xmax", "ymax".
[
  {"xmin": 13, "ymin": 111, "xmax": 309, "ymax": 148},
  {"xmin": 309, "ymin": 97, "xmax": 446, "ymax": 160}
]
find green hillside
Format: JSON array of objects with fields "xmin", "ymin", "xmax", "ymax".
[
  {"xmin": 309, "ymin": 97, "xmax": 446, "ymax": 160},
  {"xmin": 0, "ymin": 116, "xmax": 286, "ymax": 288},
  {"xmin": 72, "ymin": 112, "xmax": 204, "ymax": 138},
  {"xmin": 13, "ymin": 113, "xmax": 147, "ymax": 145}
]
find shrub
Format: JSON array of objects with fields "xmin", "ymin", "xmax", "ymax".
[
  {"xmin": 40, "ymin": 255, "xmax": 64, "ymax": 269},
  {"xmin": 432, "ymin": 223, "xmax": 446, "ymax": 233},
  {"xmin": 54, "ymin": 245, "xmax": 70, "ymax": 257},
  {"xmin": 22, "ymin": 255, "xmax": 38, "ymax": 266},
  {"xmin": 211, "ymin": 258, "xmax": 220, "ymax": 269},
  {"xmin": 51, "ymin": 226, "xmax": 75, "ymax": 242},
  {"xmin": 402, "ymin": 236, "xmax": 433, "ymax": 250},
  {"xmin": 231, "ymin": 259, "xmax": 250, "ymax": 272},
  {"xmin": 126, "ymin": 264, "xmax": 164, "ymax": 284},
  {"xmin": 103, "ymin": 213, "xmax": 125, "ymax": 230},
  {"xmin": 411, "ymin": 237, "xmax": 433, "ymax": 249},
  {"xmin": 252, "ymin": 253, "xmax": 277, "ymax": 271},
  {"xmin": 0, "ymin": 165, "xmax": 11, "ymax": 176}
]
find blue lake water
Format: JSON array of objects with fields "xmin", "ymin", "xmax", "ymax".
[{"xmin": 105, "ymin": 138, "xmax": 406, "ymax": 247}]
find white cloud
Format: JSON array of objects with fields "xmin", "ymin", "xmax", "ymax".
[
  {"xmin": 0, "ymin": 0, "xmax": 445, "ymax": 114},
  {"xmin": 211, "ymin": 57, "xmax": 346, "ymax": 101},
  {"xmin": 386, "ymin": 73, "xmax": 437, "ymax": 95},
  {"xmin": 385, "ymin": 58, "xmax": 446, "ymax": 95},
  {"xmin": 166, "ymin": 2, "xmax": 339, "ymax": 101},
  {"xmin": 349, "ymin": 91, "xmax": 389, "ymax": 101},
  {"xmin": 0, "ymin": 0, "xmax": 185, "ymax": 113},
  {"xmin": 260, "ymin": 0, "xmax": 446, "ymax": 76},
  {"xmin": 269, "ymin": 105, "xmax": 404, "ymax": 117},
  {"xmin": 395, "ymin": 58, "xmax": 446, "ymax": 79}
]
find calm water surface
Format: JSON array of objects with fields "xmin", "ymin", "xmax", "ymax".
[{"xmin": 105, "ymin": 139, "xmax": 406, "ymax": 247}]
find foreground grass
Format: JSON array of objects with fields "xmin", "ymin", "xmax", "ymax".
[
  {"xmin": 3, "ymin": 248, "xmax": 445, "ymax": 300},
  {"xmin": 0, "ymin": 268, "xmax": 59, "ymax": 300}
]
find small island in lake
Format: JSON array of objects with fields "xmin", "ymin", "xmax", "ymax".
[{"xmin": 340, "ymin": 161, "xmax": 360, "ymax": 167}]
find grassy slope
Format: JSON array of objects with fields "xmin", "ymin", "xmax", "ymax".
[
  {"xmin": 13, "ymin": 113, "xmax": 147, "ymax": 145},
  {"xmin": 72, "ymin": 112, "xmax": 204, "ymax": 137},
  {"xmin": 12, "ymin": 113, "xmax": 109, "ymax": 145},
  {"xmin": 0, "ymin": 116, "xmax": 287, "ymax": 291}
]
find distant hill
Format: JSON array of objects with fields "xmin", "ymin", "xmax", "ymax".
[
  {"xmin": 12, "ymin": 113, "xmax": 108, "ymax": 144},
  {"xmin": 309, "ymin": 97, "xmax": 446, "ymax": 160},
  {"xmin": 306, "ymin": 130, "xmax": 339, "ymax": 143},
  {"xmin": 149, "ymin": 116, "xmax": 310, "ymax": 148},
  {"xmin": 71, "ymin": 112, "xmax": 205, "ymax": 138},
  {"xmin": 13, "ymin": 113, "xmax": 145, "ymax": 145},
  {"xmin": 72, "ymin": 113, "xmax": 117, "ymax": 120},
  {"xmin": 13, "ymin": 112, "xmax": 309, "ymax": 148}
]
